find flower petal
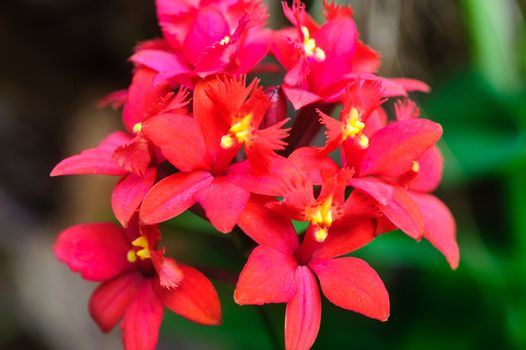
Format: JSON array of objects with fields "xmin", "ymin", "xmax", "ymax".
[
  {"xmin": 140, "ymin": 171, "xmax": 214, "ymax": 225},
  {"xmin": 410, "ymin": 193, "xmax": 459, "ymax": 269},
  {"xmin": 143, "ymin": 113, "xmax": 211, "ymax": 172},
  {"xmin": 194, "ymin": 177, "xmax": 250, "ymax": 233},
  {"xmin": 313, "ymin": 219, "xmax": 376, "ymax": 259},
  {"xmin": 193, "ymin": 78, "xmax": 231, "ymax": 162},
  {"xmin": 238, "ymin": 195, "xmax": 300, "ymax": 255},
  {"xmin": 130, "ymin": 49, "xmax": 190, "ymax": 80},
  {"xmin": 121, "ymin": 280, "xmax": 164, "ymax": 350},
  {"xmin": 54, "ymin": 223, "xmax": 131, "ymax": 281},
  {"xmin": 359, "ymin": 118, "xmax": 443, "ymax": 177},
  {"xmin": 122, "ymin": 68, "xmax": 171, "ymax": 133},
  {"xmin": 409, "ymin": 145, "xmax": 444, "ymax": 193},
  {"xmin": 309, "ymin": 257, "xmax": 389, "ymax": 321},
  {"xmin": 226, "ymin": 160, "xmax": 283, "ymax": 196},
  {"xmin": 235, "ymin": 246, "xmax": 298, "ymax": 305},
  {"xmin": 351, "ymin": 178, "xmax": 424, "ymax": 239},
  {"xmin": 282, "ymin": 85, "xmax": 322, "ymax": 110},
  {"xmin": 50, "ymin": 131, "xmax": 130, "ymax": 176},
  {"xmin": 113, "ymin": 137, "xmax": 152, "ymax": 177},
  {"xmin": 285, "ymin": 266, "xmax": 321, "ymax": 350},
  {"xmin": 182, "ymin": 7, "xmax": 229, "ymax": 65},
  {"xmin": 112, "ymin": 168, "xmax": 157, "ymax": 228},
  {"xmin": 156, "ymin": 264, "xmax": 221, "ymax": 326},
  {"xmin": 89, "ymin": 271, "xmax": 143, "ymax": 332}
]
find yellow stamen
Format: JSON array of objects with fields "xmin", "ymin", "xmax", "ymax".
[
  {"xmin": 130, "ymin": 236, "xmax": 151, "ymax": 261},
  {"xmin": 301, "ymin": 26, "xmax": 326, "ymax": 62},
  {"xmin": 127, "ymin": 250, "xmax": 137, "ymax": 263},
  {"xmin": 220, "ymin": 113, "xmax": 253, "ymax": 149},
  {"xmin": 132, "ymin": 122, "xmax": 142, "ymax": 134},
  {"xmin": 220, "ymin": 135, "xmax": 234, "ymax": 149},
  {"xmin": 219, "ymin": 35, "xmax": 230, "ymax": 45},
  {"xmin": 309, "ymin": 196, "xmax": 333, "ymax": 227},
  {"xmin": 412, "ymin": 160, "xmax": 420, "ymax": 173},
  {"xmin": 358, "ymin": 134, "xmax": 369, "ymax": 149},
  {"xmin": 314, "ymin": 227, "xmax": 328, "ymax": 242},
  {"xmin": 342, "ymin": 108, "xmax": 365, "ymax": 140}
]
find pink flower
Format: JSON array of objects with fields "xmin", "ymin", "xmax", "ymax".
[{"xmin": 130, "ymin": 0, "xmax": 272, "ymax": 87}]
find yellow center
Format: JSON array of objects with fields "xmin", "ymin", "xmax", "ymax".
[
  {"xmin": 308, "ymin": 196, "xmax": 333, "ymax": 242},
  {"xmin": 220, "ymin": 113, "xmax": 253, "ymax": 149},
  {"xmin": 412, "ymin": 160, "xmax": 420, "ymax": 173},
  {"xmin": 301, "ymin": 26, "xmax": 326, "ymax": 62},
  {"xmin": 219, "ymin": 35, "xmax": 230, "ymax": 46},
  {"xmin": 132, "ymin": 122, "xmax": 143, "ymax": 134},
  {"xmin": 126, "ymin": 235, "xmax": 151, "ymax": 263},
  {"xmin": 342, "ymin": 107, "xmax": 369, "ymax": 149}
]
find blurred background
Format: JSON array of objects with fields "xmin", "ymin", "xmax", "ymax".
[{"xmin": 1, "ymin": 0, "xmax": 526, "ymax": 349}]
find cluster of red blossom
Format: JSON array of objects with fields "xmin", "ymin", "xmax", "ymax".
[{"xmin": 51, "ymin": 1, "xmax": 459, "ymax": 349}]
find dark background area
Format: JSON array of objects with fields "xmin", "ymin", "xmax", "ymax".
[{"xmin": 1, "ymin": 0, "xmax": 526, "ymax": 349}]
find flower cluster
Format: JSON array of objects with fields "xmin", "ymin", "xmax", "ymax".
[{"xmin": 52, "ymin": 1, "xmax": 459, "ymax": 349}]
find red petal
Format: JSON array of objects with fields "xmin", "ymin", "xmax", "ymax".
[
  {"xmin": 351, "ymin": 41, "xmax": 380, "ymax": 74},
  {"xmin": 313, "ymin": 219, "xmax": 376, "ymax": 259},
  {"xmin": 359, "ymin": 118, "xmax": 443, "ymax": 177},
  {"xmin": 351, "ymin": 178, "xmax": 424, "ymax": 239},
  {"xmin": 112, "ymin": 168, "xmax": 157, "ymax": 228},
  {"xmin": 282, "ymin": 85, "xmax": 322, "ymax": 110},
  {"xmin": 156, "ymin": 264, "xmax": 221, "ymax": 326},
  {"xmin": 394, "ymin": 98, "xmax": 420, "ymax": 121},
  {"xmin": 288, "ymin": 147, "xmax": 340, "ymax": 184},
  {"xmin": 54, "ymin": 223, "xmax": 131, "ymax": 281},
  {"xmin": 89, "ymin": 271, "xmax": 143, "ymax": 332},
  {"xmin": 97, "ymin": 89, "xmax": 128, "ymax": 110},
  {"xmin": 247, "ymin": 119, "xmax": 290, "ymax": 174},
  {"xmin": 122, "ymin": 68, "xmax": 171, "ymax": 133},
  {"xmin": 121, "ymin": 280, "xmax": 164, "ymax": 350},
  {"xmin": 50, "ymin": 132, "xmax": 130, "ymax": 176},
  {"xmin": 140, "ymin": 171, "xmax": 213, "ymax": 224},
  {"xmin": 318, "ymin": 109, "xmax": 345, "ymax": 152},
  {"xmin": 323, "ymin": 0, "xmax": 353, "ymax": 19},
  {"xmin": 113, "ymin": 137, "xmax": 152, "ymax": 177},
  {"xmin": 238, "ymin": 195, "xmax": 300, "ymax": 255},
  {"xmin": 350, "ymin": 177, "xmax": 394, "ymax": 205},
  {"xmin": 409, "ymin": 145, "xmax": 444, "ymax": 193},
  {"xmin": 194, "ymin": 177, "xmax": 250, "ymax": 233},
  {"xmin": 271, "ymin": 28, "xmax": 302, "ymax": 71},
  {"xmin": 309, "ymin": 257, "xmax": 390, "ymax": 321},
  {"xmin": 151, "ymin": 253, "xmax": 183, "ymax": 290},
  {"xmin": 226, "ymin": 160, "xmax": 283, "ymax": 196},
  {"xmin": 285, "ymin": 266, "xmax": 321, "ymax": 350},
  {"xmin": 143, "ymin": 113, "xmax": 211, "ymax": 171},
  {"xmin": 411, "ymin": 193, "xmax": 459, "ymax": 269},
  {"xmin": 388, "ymin": 78, "xmax": 431, "ymax": 93},
  {"xmin": 193, "ymin": 78, "xmax": 231, "ymax": 162},
  {"xmin": 235, "ymin": 246, "xmax": 298, "ymax": 305}
]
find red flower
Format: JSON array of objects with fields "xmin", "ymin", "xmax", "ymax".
[
  {"xmin": 51, "ymin": 67, "xmax": 190, "ymax": 228},
  {"xmin": 234, "ymin": 196, "xmax": 389, "ymax": 350},
  {"xmin": 139, "ymin": 75, "xmax": 289, "ymax": 233},
  {"xmin": 54, "ymin": 217, "xmax": 221, "ymax": 350},
  {"xmin": 344, "ymin": 98, "xmax": 459, "ymax": 268},
  {"xmin": 273, "ymin": 0, "xmax": 429, "ymax": 109}
]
